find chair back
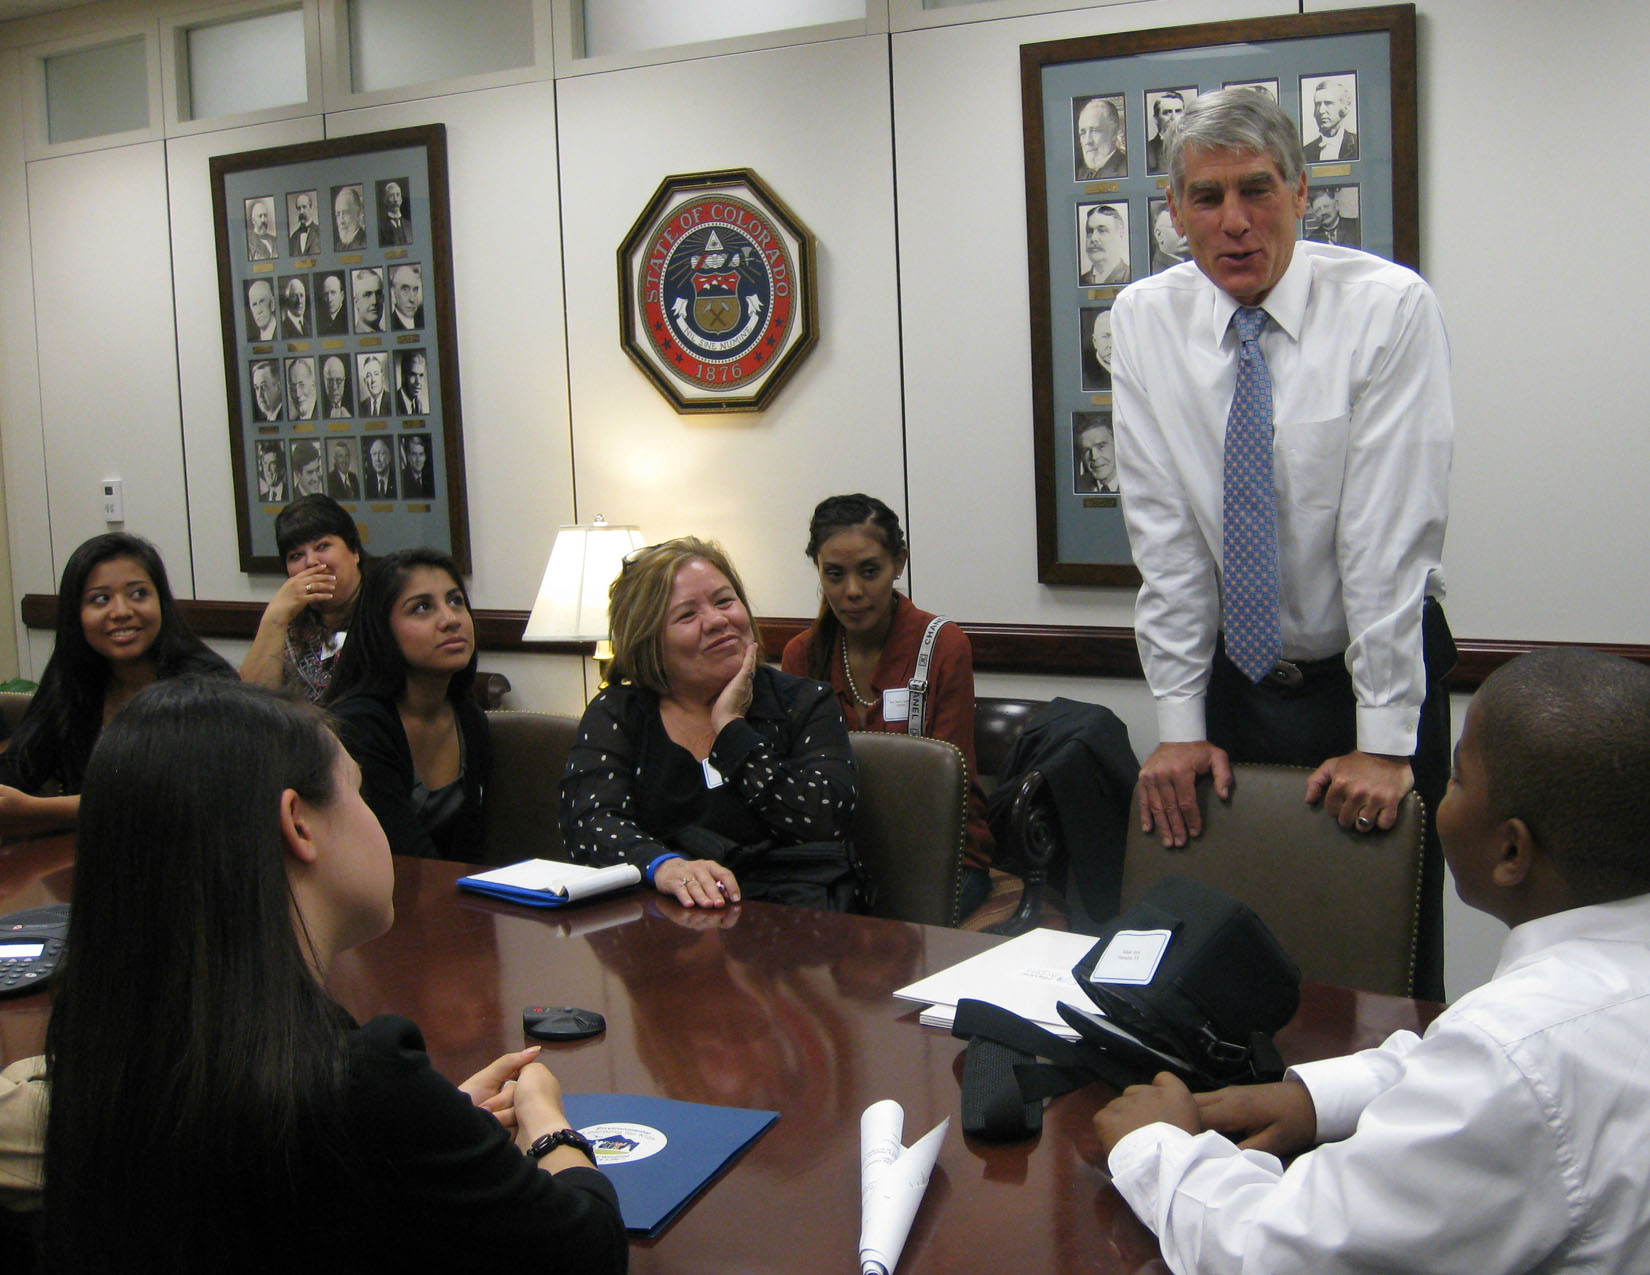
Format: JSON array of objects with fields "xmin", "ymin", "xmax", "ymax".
[
  {"xmin": 973, "ymin": 697, "xmax": 1045, "ymax": 793},
  {"xmin": 849, "ymin": 731, "xmax": 967, "ymax": 927},
  {"xmin": 0, "ymin": 691, "xmax": 31, "ymax": 736},
  {"xmin": 481, "ymin": 710, "xmax": 581, "ymax": 866},
  {"xmin": 1119, "ymin": 763, "xmax": 1425, "ymax": 997}
]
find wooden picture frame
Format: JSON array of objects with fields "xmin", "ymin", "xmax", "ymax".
[
  {"xmin": 211, "ymin": 124, "xmax": 470, "ymax": 573},
  {"xmin": 1022, "ymin": 5, "xmax": 1417, "ymax": 585}
]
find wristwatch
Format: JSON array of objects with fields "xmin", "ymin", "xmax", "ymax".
[{"xmin": 529, "ymin": 1127, "xmax": 597, "ymax": 1165}]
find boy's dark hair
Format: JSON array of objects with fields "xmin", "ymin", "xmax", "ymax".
[{"xmin": 1475, "ymin": 648, "xmax": 1650, "ymax": 902}]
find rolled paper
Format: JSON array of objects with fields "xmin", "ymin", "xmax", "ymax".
[{"xmin": 858, "ymin": 1099, "xmax": 949, "ymax": 1275}]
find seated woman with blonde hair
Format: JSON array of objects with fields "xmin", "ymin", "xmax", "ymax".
[
  {"xmin": 560, "ymin": 536, "xmax": 858, "ymax": 911},
  {"xmin": 781, "ymin": 494, "xmax": 994, "ymax": 918}
]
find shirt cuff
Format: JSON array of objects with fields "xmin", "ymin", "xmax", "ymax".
[
  {"xmin": 1287, "ymin": 1054, "xmax": 1384, "ymax": 1142},
  {"xmin": 1354, "ymin": 703, "xmax": 1422, "ymax": 758},
  {"xmin": 1156, "ymin": 695, "xmax": 1208, "ymax": 744},
  {"xmin": 644, "ymin": 852, "xmax": 683, "ymax": 885}
]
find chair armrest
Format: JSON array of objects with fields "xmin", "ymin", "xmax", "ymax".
[{"xmin": 989, "ymin": 770, "xmax": 1061, "ymax": 936}]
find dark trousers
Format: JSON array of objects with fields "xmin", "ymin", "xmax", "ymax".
[{"xmin": 1206, "ymin": 600, "xmax": 1455, "ymax": 1001}]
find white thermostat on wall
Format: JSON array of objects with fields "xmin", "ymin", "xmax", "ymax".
[{"xmin": 101, "ymin": 479, "xmax": 124, "ymax": 523}]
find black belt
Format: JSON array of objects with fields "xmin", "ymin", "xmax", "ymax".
[{"xmin": 1217, "ymin": 639, "xmax": 1345, "ymax": 691}]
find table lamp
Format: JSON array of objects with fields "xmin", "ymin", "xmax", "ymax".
[{"xmin": 523, "ymin": 518, "xmax": 645, "ymax": 679}]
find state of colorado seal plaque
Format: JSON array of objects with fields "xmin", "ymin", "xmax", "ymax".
[{"xmin": 619, "ymin": 169, "xmax": 817, "ymax": 413}]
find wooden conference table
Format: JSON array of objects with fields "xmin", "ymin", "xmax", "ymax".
[{"xmin": 0, "ymin": 837, "xmax": 1440, "ymax": 1273}]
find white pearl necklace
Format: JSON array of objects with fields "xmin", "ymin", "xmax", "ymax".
[{"xmin": 842, "ymin": 638, "xmax": 878, "ymax": 708}]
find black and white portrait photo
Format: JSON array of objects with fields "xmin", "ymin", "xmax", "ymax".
[
  {"xmin": 363, "ymin": 435, "xmax": 397, "ymax": 500},
  {"xmin": 1072, "ymin": 411, "xmax": 1118, "ymax": 495},
  {"xmin": 1223, "ymin": 78, "xmax": 1279, "ymax": 101},
  {"xmin": 1077, "ymin": 201, "xmax": 1129, "ymax": 286},
  {"xmin": 1148, "ymin": 197, "xmax": 1190, "ymax": 273},
  {"xmin": 1304, "ymin": 184, "xmax": 1361, "ymax": 247},
  {"xmin": 1079, "ymin": 306, "xmax": 1113, "ymax": 392},
  {"xmin": 355, "ymin": 353, "xmax": 392, "ymax": 418},
  {"xmin": 331, "ymin": 182, "xmax": 367, "ymax": 251},
  {"xmin": 287, "ymin": 189, "xmax": 322, "ymax": 256},
  {"xmin": 1144, "ymin": 87, "xmax": 1195, "ymax": 175},
  {"xmin": 289, "ymin": 438, "xmax": 325, "ymax": 498},
  {"xmin": 243, "ymin": 277, "xmax": 279, "ymax": 341},
  {"xmin": 350, "ymin": 266, "xmax": 386, "ymax": 335},
  {"xmin": 1301, "ymin": 73, "xmax": 1359, "ymax": 161},
  {"xmin": 378, "ymin": 177, "xmax": 413, "ymax": 246},
  {"xmin": 396, "ymin": 349, "xmax": 429, "ymax": 416},
  {"xmin": 278, "ymin": 275, "xmax": 310, "ymax": 339},
  {"xmin": 255, "ymin": 439, "xmax": 289, "ymax": 504},
  {"xmin": 325, "ymin": 437, "xmax": 362, "ymax": 500},
  {"xmin": 244, "ymin": 195, "xmax": 278, "ymax": 261},
  {"xmin": 1072, "ymin": 94, "xmax": 1127, "ymax": 180},
  {"xmin": 388, "ymin": 262, "xmax": 424, "ymax": 331},
  {"xmin": 248, "ymin": 358, "xmax": 284, "ymax": 423},
  {"xmin": 313, "ymin": 271, "xmax": 349, "ymax": 336},
  {"xmin": 399, "ymin": 433, "xmax": 436, "ymax": 499},
  {"xmin": 284, "ymin": 356, "xmax": 318, "ymax": 422},
  {"xmin": 320, "ymin": 354, "xmax": 354, "ymax": 419}
]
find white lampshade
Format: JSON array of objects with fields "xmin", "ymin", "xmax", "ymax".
[{"xmin": 523, "ymin": 518, "xmax": 646, "ymax": 642}]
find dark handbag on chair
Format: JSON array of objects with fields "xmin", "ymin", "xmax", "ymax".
[{"xmin": 955, "ymin": 875, "xmax": 1300, "ymax": 1139}]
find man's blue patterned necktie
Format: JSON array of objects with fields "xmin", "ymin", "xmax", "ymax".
[{"xmin": 1222, "ymin": 306, "xmax": 1283, "ymax": 683}]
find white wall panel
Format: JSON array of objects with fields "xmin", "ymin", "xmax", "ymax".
[
  {"xmin": 27, "ymin": 138, "xmax": 193, "ymax": 592},
  {"xmin": 327, "ymin": 79, "xmax": 586, "ymax": 712},
  {"xmin": 891, "ymin": 0, "xmax": 1296, "ymax": 628},
  {"xmin": 0, "ymin": 49, "xmax": 48, "ymax": 675},
  {"xmin": 557, "ymin": 35, "xmax": 904, "ymax": 624}
]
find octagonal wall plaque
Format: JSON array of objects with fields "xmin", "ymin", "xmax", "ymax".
[{"xmin": 618, "ymin": 168, "xmax": 818, "ymax": 413}]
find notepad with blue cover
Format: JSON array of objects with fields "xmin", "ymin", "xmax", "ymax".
[
  {"xmin": 563, "ymin": 1093, "xmax": 778, "ymax": 1235},
  {"xmin": 456, "ymin": 858, "xmax": 641, "ymax": 908}
]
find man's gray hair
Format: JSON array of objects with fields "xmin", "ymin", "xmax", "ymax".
[
  {"xmin": 1167, "ymin": 87, "xmax": 1304, "ymax": 197},
  {"xmin": 1315, "ymin": 79, "xmax": 1353, "ymax": 109}
]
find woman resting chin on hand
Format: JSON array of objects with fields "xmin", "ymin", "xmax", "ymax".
[{"xmin": 559, "ymin": 537, "xmax": 859, "ymax": 911}]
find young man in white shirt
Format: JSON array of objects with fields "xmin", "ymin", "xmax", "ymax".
[{"xmin": 1096, "ymin": 647, "xmax": 1650, "ymax": 1274}]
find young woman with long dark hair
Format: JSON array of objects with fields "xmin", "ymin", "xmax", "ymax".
[
  {"xmin": 323, "ymin": 548, "xmax": 490, "ymax": 859},
  {"xmin": 0, "ymin": 531, "xmax": 232, "ymax": 836},
  {"xmin": 41, "ymin": 677, "xmax": 624, "ymax": 1270}
]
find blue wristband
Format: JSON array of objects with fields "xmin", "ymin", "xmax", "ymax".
[{"xmin": 645, "ymin": 852, "xmax": 683, "ymax": 885}]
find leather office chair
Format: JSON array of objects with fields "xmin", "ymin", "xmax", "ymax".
[
  {"xmin": 0, "ymin": 691, "xmax": 32, "ymax": 736},
  {"xmin": 849, "ymin": 731, "xmax": 967, "ymax": 927},
  {"xmin": 480, "ymin": 710, "xmax": 581, "ymax": 866},
  {"xmin": 1118, "ymin": 763, "xmax": 1426, "ymax": 997},
  {"xmin": 968, "ymin": 697, "xmax": 1065, "ymax": 935}
]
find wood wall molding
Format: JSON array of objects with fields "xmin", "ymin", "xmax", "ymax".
[{"xmin": 21, "ymin": 594, "xmax": 1649, "ymax": 690}]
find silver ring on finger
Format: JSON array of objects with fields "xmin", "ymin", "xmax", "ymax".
[{"xmin": 1355, "ymin": 814, "xmax": 1373, "ymax": 831}]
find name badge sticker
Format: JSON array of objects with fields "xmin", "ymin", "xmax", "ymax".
[
  {"xmin": 701, "ymin": 758, "xmax": 725, "ymax": 790},
  {"xmin": 1089, "ymin": 929, "xmax": 1172, "ymax": 986},
  {"xmin": 882, "ymin": 688, "xmax": 910, "ymax": 722}
]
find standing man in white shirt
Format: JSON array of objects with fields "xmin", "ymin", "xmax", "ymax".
[
  {"xmin": 1111, "ymin": 88, "xmax": 1454, "ymax": 998},
  {"xmin": 1095, "ymin": 647, "xmax": 1650, "ymax": 1275}
]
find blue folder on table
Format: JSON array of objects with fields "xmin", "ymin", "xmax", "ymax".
[
  {"xmin": 563, "ymin": 1093, "xmax": 778, "ymax": 1235},
  {"xmin": 456, "ymin": 859, "xmax": 641, "ymax": 908}
]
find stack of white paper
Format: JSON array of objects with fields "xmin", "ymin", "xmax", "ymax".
[{"xmin": 892, "ymin": 927, "xmax": 1099, "ymax": 1041}]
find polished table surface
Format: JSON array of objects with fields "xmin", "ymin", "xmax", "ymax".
[{"xmin": 0, "ymin": 837, "xmax": 1441, "ymax": 1273}]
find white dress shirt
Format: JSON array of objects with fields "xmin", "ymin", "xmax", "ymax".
[
  {"xmin": 1111, "ymin": 242, "xmax": 1453, "ymax": 757},
  {"xmin": 1108, "ymin": 893, "xmax": 1650, "ymax": 1274}
]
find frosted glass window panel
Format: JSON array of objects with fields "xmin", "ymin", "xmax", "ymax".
[
  {"xmin": 581, "ymin": 0, "xmax": 866, "ymax": 58},
  {"xmin": 44, "ymin": 37, "xmax": 149, "ymax": 144},
  {"xmin": 348, "ymin": 0, "xmax": 534, "ymax": 93},
  {"xmin": 186, "ymin": 9, "xmax": 307, "ymax": 120}
]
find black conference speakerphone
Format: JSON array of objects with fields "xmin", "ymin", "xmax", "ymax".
[{"xmin": 0, "ymin": 902, "xmax": 68, "ymax": 996}]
